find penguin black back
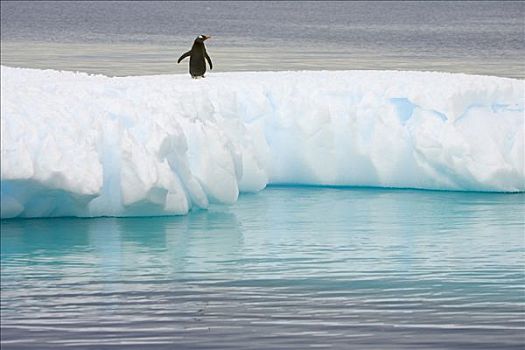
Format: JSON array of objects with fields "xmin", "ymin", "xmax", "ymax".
[{"xmin": 177, "ymin": 35, "xmax": 213, "ymax": 78}]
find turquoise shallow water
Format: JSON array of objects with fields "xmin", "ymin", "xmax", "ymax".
[{"xmin": 1, "ymin": 187, "xmax": 524, "ymax": 349}]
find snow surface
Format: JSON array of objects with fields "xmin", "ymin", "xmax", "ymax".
[{"xmin": 1, "ymin": 66, "xmax": 524, "ymax": 218}]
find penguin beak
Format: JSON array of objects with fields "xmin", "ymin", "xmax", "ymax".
[{"xmin": 203, "ymin": 35, "xmax": 211, "ymax": 41}]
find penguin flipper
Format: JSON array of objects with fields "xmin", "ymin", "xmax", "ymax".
[
  {"xmin": 177, "ymin": 51, "xmax": 191, "ymax": 63},
  {"xmin": 205, "ymin": 53, "xmax": 213, "ymax": 70}
]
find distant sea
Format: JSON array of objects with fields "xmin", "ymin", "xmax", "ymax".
[{"xmin": 1, "ymin": 1, "xmax": 524, "ymax": 78}]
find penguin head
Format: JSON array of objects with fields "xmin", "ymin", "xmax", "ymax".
[{"xmin": 195, "ymin": 35, "xmax": 211, "ymax": 43}]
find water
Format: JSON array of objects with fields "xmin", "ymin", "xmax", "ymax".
[
  {"xmin": 1, "ymin": 1, "xmax": 524, "ymax": 78},
  {"xmin": 2, "ymin": 187, "xmax": 524, "ymax": 349}
]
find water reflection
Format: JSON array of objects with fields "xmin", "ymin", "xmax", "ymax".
[{"xmin": 1, "ymin": 187, "xmax": 524, "ymax": 349}]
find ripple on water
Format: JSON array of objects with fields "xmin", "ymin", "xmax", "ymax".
[{"xmin": 1, "ymin": 187, "xmax": 524, "ymax": 349}]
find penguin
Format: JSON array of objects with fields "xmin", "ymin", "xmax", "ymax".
[{"xmin": 177, "ymin": 35, "xmax": 213, "ymax": 78}]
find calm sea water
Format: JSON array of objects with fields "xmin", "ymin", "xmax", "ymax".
[
  {"xmin": 1, "ymin": 1, "xmax": 524, "ymax": 78},
  {"xmin": 1, "ymin": 187, "xmax": 524, "ymax": 349}
]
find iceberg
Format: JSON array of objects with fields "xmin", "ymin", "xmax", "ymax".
[{"xmin": 1, "ymin": 66, "xmax": 523, "ymax": 218}]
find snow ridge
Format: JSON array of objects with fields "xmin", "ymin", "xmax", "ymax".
[{"xmin": 1, "ymin": 66, "xmax": 523, "ymax": 218}]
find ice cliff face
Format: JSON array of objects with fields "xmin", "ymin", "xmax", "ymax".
[{"xmin": 1, "ymin": 66, "xmax": 523, "ymax": 218}]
